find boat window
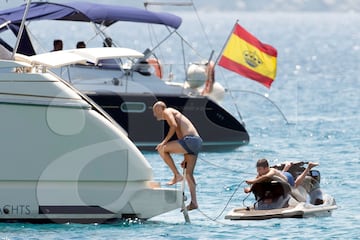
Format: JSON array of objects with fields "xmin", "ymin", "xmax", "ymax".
[{"xmin": 120, "ymin": 102, "xmax": 146, "ymax": 113}]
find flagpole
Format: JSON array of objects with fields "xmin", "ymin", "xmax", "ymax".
[
  {"xmin": 214, "ymin": 19, "xmax": 238, "ymax": 66},
  {"xmin": 213, "ymin": 20, "xmax": 245, "ymax": 124}
]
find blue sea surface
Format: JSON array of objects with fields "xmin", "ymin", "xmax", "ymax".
[{"xmin": 0, "ymin": 4, "xmax": 359, "ymax": 240}]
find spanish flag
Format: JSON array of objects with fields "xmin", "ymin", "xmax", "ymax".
[{"xmin": 218, "ymin": 23, "xmax": 277, "ymax": 88}]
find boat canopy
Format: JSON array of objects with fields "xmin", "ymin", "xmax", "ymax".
[
  {"xmin": 0, "ymin": 2, "xmax": 182, "ymax": 56},
  {"xmin": 0, "ymin": 1, "xmax": 182, "ymax": 29}
]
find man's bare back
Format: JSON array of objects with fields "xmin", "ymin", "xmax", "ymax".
[{"xmin": 164, "ymin": 108, "xmax": 199, "ymax": 139}]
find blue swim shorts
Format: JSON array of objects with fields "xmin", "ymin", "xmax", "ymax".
[
  {"xmin": 283, "ymin": 171, "xmax": 295, "ymax": 186},
  {"xmin": 178, "ymin": 135, "xmax": 203, "ymax": 155}
]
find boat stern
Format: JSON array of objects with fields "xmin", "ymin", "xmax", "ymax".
[{"xmin": 125, "ymin": 183, "xmax": 182, "ymax": 220}]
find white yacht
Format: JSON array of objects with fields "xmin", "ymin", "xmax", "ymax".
[{"xmin": 0, "ymin": 59, "xmax": 182, "ymax": 223}]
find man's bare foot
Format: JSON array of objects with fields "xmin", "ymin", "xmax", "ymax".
[
  {"xmin": 181, "ymin": 201, "xmax": 198, "ymax": 212},
  {"xmin": 308, "ymin": 162, "xmax": 319, "ymax": 169},
  {"xmin": 186, "ymin": 201, "xmax": 198, "ymax": 211},
  {"xmin": 283, "ymin": 162, "xmax": 293, "ymax": 172},
  {"xmin": 166, "ymin": 175, "xmax": 183, "ymax": 185}
]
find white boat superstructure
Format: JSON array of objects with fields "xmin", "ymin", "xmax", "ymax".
[
  {"xmin": 0, "ymin": 59, "xmax": 182, "ymax": 223},
  {"xmin": 14, "ymin": 48, "xmax": 225, "ymax": 101}
]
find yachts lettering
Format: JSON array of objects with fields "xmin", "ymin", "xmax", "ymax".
[{"xmin": 0, "ymin": 205, "xmax": 31, "ymax": 215}]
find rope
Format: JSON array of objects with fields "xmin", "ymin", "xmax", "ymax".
[
  {"xmin": 191, "ymin": 155, "xmax": 256, "ymax": 223},
  {"xmin": 242, "ymin": 191, "xmax": 252, "ymax": 208},
  {"xmin": 196, "ymin": 208, "xmax": 227, "ymax": 225},
  {"xmin": 197, "ymin": 155, "xmax": 253, "ymax": 176},
  {"xmin": 196, "ymin": 180, "xmax": 246, "ymax": 223}
]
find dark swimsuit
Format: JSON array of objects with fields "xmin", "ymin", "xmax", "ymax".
[
  {"xmin": 178, "ymin": 135, "xmax": 203, "ymax": 155},
  {"xmin": 282, "ymin": 172, "xmax": 295, "ymax": 186}
]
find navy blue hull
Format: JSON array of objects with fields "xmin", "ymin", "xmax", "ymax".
[{"xmin": 87, "ymin": 92, "xmax": 249, "ymax": 151}]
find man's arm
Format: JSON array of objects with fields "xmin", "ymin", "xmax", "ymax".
[
  {"xmin": 246, "ymin": 169, "xmax": 276, "ymax": 185},
  {"xmin": 161, "ymin": 109, "xmax": 178, "ymax": 144}
]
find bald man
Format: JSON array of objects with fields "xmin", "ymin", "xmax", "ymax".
[{"xmin": 152, "ymin": 101, "xmax": 202, "ymax": 211}]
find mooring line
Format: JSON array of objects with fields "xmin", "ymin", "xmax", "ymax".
[
  {"xmin": 195, "ymin": 180, "xmax": 246, "ymax": 224},
  {"xmin": 198, "ymin": 155, "xmax": 254, "ymax": 176}
]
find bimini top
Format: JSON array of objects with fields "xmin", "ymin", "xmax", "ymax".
[{"xmin": 0, "ymin": 1, "xmax": 182, "ymax": 29}]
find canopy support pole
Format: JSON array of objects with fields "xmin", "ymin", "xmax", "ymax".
[{"xmin": 12, "ymin": 0, "xmax": 32, "ymax": 59}]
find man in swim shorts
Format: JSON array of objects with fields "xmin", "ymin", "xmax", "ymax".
[
  {"xmin": 244, "ymin": 158, "xmax": 318, "ymax": 193},
  {"xmin": 153, "ymin": 101, "xmax": 202, "ymax": 211}
]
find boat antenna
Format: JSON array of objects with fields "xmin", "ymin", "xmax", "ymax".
[{"xmin": 12, "ymin": 0, "xmax": 32, "ymax": 59}]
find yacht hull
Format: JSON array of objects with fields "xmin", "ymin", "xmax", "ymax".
[
  {"xmin": 0, "ymin": 181, "xmax": 181, "ymax": 223},
  {"xmin": 86, "ymin": 92, "xmax": 250, "ymax": 151},
  {"xmin": 0, "ymin": 60, "xmax": 182, "ymax": 223}
]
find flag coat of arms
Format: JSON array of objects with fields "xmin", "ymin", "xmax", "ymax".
[{"xmin": 218, "ymin": 23, "xmax": 277, "ymax": 88}]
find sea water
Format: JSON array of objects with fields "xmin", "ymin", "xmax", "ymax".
[{"xmin": 0, "ymin": 3, "xmax": 359, "ymax": 240}]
